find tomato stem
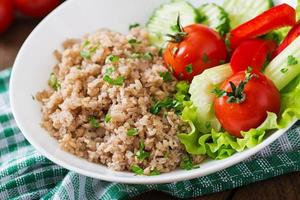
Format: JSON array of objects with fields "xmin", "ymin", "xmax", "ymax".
[{"xmin": 166, "ymin": 15, "xmax": 188, "ymax": 43}]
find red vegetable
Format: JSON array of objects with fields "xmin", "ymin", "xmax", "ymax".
[
  {"xmin": 214, "ymin": 70, "xmax": 280, "ymax": 137},
  {"xmin": 0, "ymin": 0, "xmax": 14, "ymax": 33},
  {"xmin": 230, "ymin": 39, "xmax": 277, "ymax": 73},
  {"xmin": 274, "ymin": 22, "xmax": 300, "ymax": 57},
  {"xmin": 14, "ymin": 0, "xmax": 60, "ymax": 18},
  {"xmin": 229, "ymin": 4, "xmax": 296, "ymax": 50},
  {"xmin": 164, "ymin": 21, "xmax": 227, "ymax": 81}
]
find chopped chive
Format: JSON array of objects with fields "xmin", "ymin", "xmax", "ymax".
[
  {"xmin": 105, "ymin": 67, "xmax": 115, "ymax": 75},
  {"xmin": 180, "ymin": 155, "xmax": 198, "ymax": 170},
  {"xmin": 106, "ymin": 55, "xmax": 119, "ymax": 63},
  {"xmin": 158, "ymin": 48, "xmax": 163, "ymax": 57},
  {"xmin": 80, "ymin": 50, "xmax": 91, "ymax": 59},
  {"xmin": 136, "ymin": 140, "xmax": 150, "ymax": 161},
  {"xmin": 185, "ymin": 64, "xmax": 193, "ymax": 74},
  {"xmin": 48, "ymin": 73, "xmax": 61, "ymax": 91},
  {"xmin": 131, "ymin": 165, "xmax": 144, "ymax": 175},
  {"xmin": 159, "ymin": 72, "xmax": 172, "ymax": 82},
  {"xmin": 129, "ymin": 23, "xmax": 140, "ymax": 30},
  {"xmin": 82, "ymin": 40, "xmax": 91, "ymax": 48},
  {"xmin": 89, "ymin": 116, "xmax": 100, "ymax": 128},
  {"xmin": 149, "ymin": 168, "xmax": 160, "ymax": 176},
  {"xmin": 127, "ymin": 128, "xmax": 139, "ymax": 136},
  {"xmin": 202, "ymin": 53, "xmax": 209, "ymax": 63},
  {"xmin": 287, "ymin": 55, "xmax": 298, "ymax": 66},
  {"xmin": 104, "ymin": 114, "xmax": 111, "ymax": 123},
  {"xmin": 143, "ymin": 52, "xmax": 153, "ymax": 60},
  {"xmin": 128, "ymin": 38, "xmax": 141, "ymax": 45},
  {"xmin": 90, "ymin": 45, "xmax": 99, "ymax": 53},
  {"xmin": 103, "ymin": 75, "xmax": 124, "ymax": 86},
  {"xmin": 280, "ymin": 68, "xmax": 289, "ymax": 73}
]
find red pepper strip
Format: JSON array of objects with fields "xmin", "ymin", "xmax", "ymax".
[
  {"xmin": 230, "ymin": 39, "xmax": 277, "ymax": 73},
  {"xmin": 229, "ymin": 4, "xmax": 296, "ymax": 50},
  {"xmin": 274, "ymin": 22, "xmax": 300, "ymax": 57}
]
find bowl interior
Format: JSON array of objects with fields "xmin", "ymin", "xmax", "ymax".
[{"xmin": 9, "ymin": 0, "xmax": 296, "ymax": 184}]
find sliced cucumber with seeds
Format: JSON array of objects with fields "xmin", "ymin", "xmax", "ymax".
[
  {"xmin": 146, "ymin": 0, "xmax": 200, "ymax": 47},
  {"xmin": 198, "ymin": 3, "xmax": 230, "ymax": 36},
  {"xmin": 223, "ymin": 0, "xmax": 273, "ymax": 29}
]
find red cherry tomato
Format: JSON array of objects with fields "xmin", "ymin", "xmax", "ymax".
[
  {"xmin": 214, "ymin": 71, "xmax": 280, "ymax": 137},
  {"xmin": 164, "ymin": 24, "xmax": 227, "ymax": 81},
  {"xmin": 14, "ymin": 0, "xmax": 60, "ymax": 18},
  {"xmin": 0, "ymin": 0, "xmax": 14, "ymax": 33},
  {"xmin": 230, "ymin": 39, "xmax": 277, "ymax": 73}
]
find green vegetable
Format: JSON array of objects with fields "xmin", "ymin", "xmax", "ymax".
[
  {"xmin": 127, "ymin": 128, "xmax": 139, "ymax": 136},
  {"xmin": 185, "ymin": 64, "xmax": 193, "ymax": 74},
  {"xmin": 106, "ymin": 55, "xmax": 119, "ymax": 63},
  {"xmin": 150, "ymin": 98, "xmax": 182, "ymax": 115},
  {"xmin": 128, "ymin": 38, "xmax": 141, "ymax": 45},
  {"xmin": 297, "ymin": 0, "xmax": 300, "ymax": 21},
  {"xmin": 136, "ymin": 140, "xmax": 150, "ymax": 161},
  {"xmin": 131, "ymin": 165, "xmax": 144, "ymax": 175},
  {"xmin": 105, "ymin": 67, "xmax": 115, "ymax": 75},
  {"xmin": 129, "ymin": 23, "xmax": 140, "ymax": 30},
  {"xmin": 159, "ymin": 72, "xmax": 172, "ymax": 82},
  {"xmin": 179, "ymin": 155, "xmax": 198, "ymax": 170},
  {"xmin": 80, "ymin": 41, "xmax": 99, "ymax": 59},
  {"xmin": 149, "ymin": 168, "xmax": 160, "ymax": 176},
  {"xmin": 80, "ymin": 51, "xmax": 91, "ymax": 59},
  {"xmin": 103, "ymin": 75, "xmax": 124, "ymax": 86},
  {"xmin": 265, "ymin": 36, "xmax": 300, "ymax": 90},
  {"xmin": 48, "ymin": 73, "xmax": 61, "ymax": 91},
  {"xmin": 104, "ymin": 114, "xmax": 111, "ymax": 123},
  {"xmin": 89, "ymin": 117, "xmax": 100, "ymax": 128},
  {"xmin": 143, "ymin": 52, "xmax": 153, "ymax": 60}
]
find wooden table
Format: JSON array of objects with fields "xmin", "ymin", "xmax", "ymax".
[{"xmin": 1, "ymin": 18, "xmax": 299, "ymax": 200}]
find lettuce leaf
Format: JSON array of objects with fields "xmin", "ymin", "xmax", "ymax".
[{"xmin": 178, "ymin": 77, "xmax": 300, "ymax": 160}]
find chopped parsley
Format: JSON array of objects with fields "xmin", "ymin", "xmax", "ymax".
[
  {"xmin": 159, "ymin": 72, "xmax": 172, "ymax": 82},
  {"xmin": 89, "ymin": 116, "xmax": 100, "ymax": 128},
  {"xmin": 185, "ymin": 64, "xmax": 193, "ymax": 74},
  {"xmin": 158, "ymin": 48, "xmax": 163, "ymax": 57},
  {"xmin": 80, "ymin": 41, "xmax": 99, "ymax": 59},
  {"xmin": 143, "ymin": 52, "xmax": 153, "ymax": 60},
  {"xmin": 202, "ymin": 53, "xmax": 209, "ymax": 63},
  {"xmin": 131, "ymin": 165, "xmax": 144, "ymax": 175},
  {"xmin": 130, "ymin": 52, "xmax": 153, "ymax": 60},
  {"xmin": 287, "ymin": 55, "xmax": 298, "ymax": 66},
  {"xmin": 128, "ymin": 38, "xmax": 141, "ymax": 45},
  {"xmin": 103, "ymin": 75, "xmax": 124, "ymax": 86},
  {"xmin": 106, "ymin": 55, "xmax": 119, "ymax": 63},
  {"xmin": 48, "ymin": 73, "xmax": 61, "ymax": 91},
  {"xmin": 149, "ymin": 168, "xmax": 160, "ymax": 176},
  {"xmin": 104, "ymin": 114, "xmax": 111, "ymax": 123},
  {"xmin": 281, "ymin": 68, "xmax": 289, "ymax": 73},
  {"xmin": 80, "ymin": 50, "xmax": 91, "ymax": 59},
  {"xmin": 212, "ymin": 88, "xmax": 227, "ymax": 97},
  {"xmin": 150, "ymin": 98, "xmax": 182, "ymax": 115},
  {"xmin": 180, "ymin": 155, "xmax": 199, "ymax": 170},
  {"xmin": 127, "ymin": 128, "xmax": 139, "ymax": 136},
  {"xmin": 129, "ymin": 23, "xmax": 140, "ymax": 30},
  {"xmin": 82, "ymin": 40, "xmax": 91, "ymax": 48},
  {"xmin": 105, "ymin": 67, "xmax": 115, "ymax": 75},
  {"xmin": 136, "ymin": 140, "xmax": 150, "ymax": 161}
]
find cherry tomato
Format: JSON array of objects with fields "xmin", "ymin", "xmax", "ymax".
[
  {"xmin": 14, "ymin": 0, "xmax": 60, "ymax": 18},
  {"xmin": 230, "ymin": 39, "xmax": 277, "ymax": 73},
  {"xmin": 214, "ymin": 71, "xmax": 280, "ymax": 137},
  {"xmin": 0, "ymin": 0, "xmax": 14, "ymax": 33},
  {"xmin": 164, "ymin": 24, "xmax": 227, "ymax": 81}
]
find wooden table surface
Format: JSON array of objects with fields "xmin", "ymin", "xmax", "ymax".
[{"xmin": 1, "ymin": 18, "xmax": 299, "ymax": 200}]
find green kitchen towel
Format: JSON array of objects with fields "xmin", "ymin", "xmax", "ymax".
[{"xmin": 0, "ymin": 68, "xmax": 299, "ymax": 200}]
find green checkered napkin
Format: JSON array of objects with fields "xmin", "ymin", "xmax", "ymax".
[{"xmin": 0, "ymin": 69, "xmax": 300, "ymax": 200}]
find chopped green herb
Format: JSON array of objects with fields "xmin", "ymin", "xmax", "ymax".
[
  {"xmin": 128, "ymin": 38, "xmax": 141, "ymax": 45},
  {"xmin": 136, "ymin": 140, "xmax": 150, "ymax": 161},
  {"xmin": 90, "ymin": 45, "xmax": 99, "ymax": 53},
  {"xmin": 143, "ymin": 52, "xmax": 153, "ymax": 60},
  {"xmin": 82, "ymin": 40, "xmax": 91, "ymax": 48},
  {"xmin": 172, "ymin": 47, "xmax": 179, "ymax": 55},
  {"xmin": 80, "ymin": 50, "xmax": 91, "ymax": 59},
  {"xmin": 158, "ymin": 48, "xmax": 163, "ymax": 57},
  {"xmin": 129, "ymin": 23, "xmax": 140, "ymax": 30},
  {"xmin": 159, "ymin": 72, "xmax": 172, "ymax": 82},
  {"xmin": 149, "ymin": 168, "xmax": 160, "ymax": 176},
  {"xmin": 287, "ymin": 55, "xmax": 298, "ymax": 66},
  {"xmin": 150, "ymin": 98, "xmax": 182, "ymax": 115},
  {"xmin": 89, "ymin": 116, "xmax": 100, "ymax": 128},
  {"xmin": 212, "ymin": 88, "xmax": 227, "ymax": 97},
  {"xmin": 180, "ymin": 155, "xmax": 198, "ymax": 170},
  {"xmin": 185, "ymin": 64, "xmax": 193, "ymax": 74},
  {"xmin": 202, "ymin": 53, "xmax": 209, "ymax": 63},
  {"xmin": 131, "ymin": 165, "xmax": 144, "ymax": 175},
  {"xmin": 105, "ymin": 67, "xmax": 115, "ymax": 75},
  {"xmin": 127, "ymin": 128, "xmax": 139, "ymax": 136},
  {"xmin": 48, "ymin": 73, "xmax": 61, "ymax": 91},
  {"xmin": 280, "ymin": 68, "xmax": 289, "ymax": 73},
  {"xmin": 106, "ymin": 55, "xmax": 119, "ymax": 63},
  {"xmin": 104, "ymin": 114, "xmax": 111, "ymax": 123},
  {"xmin": 103, "ymin": 75, "xmax": 124, "ymax": 86}
]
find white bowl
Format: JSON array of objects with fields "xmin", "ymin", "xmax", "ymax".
[{"xmin": 10, "ymin": 0, "xmax": 297, "ymax": 184}]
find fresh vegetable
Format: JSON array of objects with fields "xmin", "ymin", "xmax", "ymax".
[
  {"xmin": 89, "ymin": 117, "xmax": 100, "ymax": 128},
  {"xmin": 131, "ymin": 165, "xmax": 144, "ymax": 175},
  {"xmin": 213, "ymin": 69, "xmax": 281, "ymax": 137},
  {"xmin": 14, "ymin": 0, "xmax": 61, "ymax": 17},
  {"xmin": 189, "ymin": 64, "xmax": 232, "ymax": 133},
  {"xmin": 104, "ymin": 114, "xmax": 111, "ymax": 123},
  {"xmin": 163, "ymin": 18, "xmax": 227, "ymax": 81},
  {"xmin": 274, "ymin": 22, "xmax": 300, "ymax": 57},
  {"xmin": 103, "ymin": 75, "xmax": 125, "ymax": 86},
  {"xmin": 146, "ymin": 0, "xmax": 200, "ymax": 47},
  {"xmin": 198, "ymin": 3, "xmax": 230, "ymax": 36},
  {"xmin": 230, "ymin": 39, "xmax": 276, "ymax": 73},
  {"xmin": 0, "ymin": 0, "xmax": 14, "ymax": 33},
  {"xmin": 263, "ymin": 27, "xmax": 291, "ymax": 45},
  {"xmin": 223, "ymin": 0, "xmax": 273, "ymax": 29},
  {"xmin": 48, "ymin": 73, "xmax": 60, "ymax": 91},
  {"xmin": 127, "ymin": 128, "xmax": 139, "ymax": 136},
  {"xmin": 229, "ymin": 4, "xmax": 296, "ymax": 50},
  {"xmin": 136, "ymin": 140, "xmax": 150, "ymax": 161},
  {"xmin": 265, "ymin": 35, "xmax": 300, "ymax": 90}
]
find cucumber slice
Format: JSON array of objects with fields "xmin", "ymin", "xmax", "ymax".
[
  {"xmin": 223, "ymin": 0, "xmax": 273, "ymax": 29},
  {"xmin": 264, "ymin": 36, "xmax": 300, "ymax": 91},
  {"xmin": 146, "ymin": 0, "xmax": 200, "ymax": 47},
  {"xmin": 189, "ymin": 64, "xmax": 233, "ymax": 133},
  {"xmin": 198, "ymin": 3, "xmax": 230, "ymax": 36}
]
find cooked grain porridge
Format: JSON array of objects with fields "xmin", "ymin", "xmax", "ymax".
[{"xmin": 36, "ymin": 27, "xmax": 205, "ymax": 175}]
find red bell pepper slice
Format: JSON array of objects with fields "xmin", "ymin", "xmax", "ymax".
[
  {"xmin": 229, "ymin": 4, "xmax": 296, "ymax": 50},
  {"xmin": 230, "ymin": 39, "xmax": 277, "ymax": 73},
  {"xmin": 274, "ymin": 22, "xmax": 300, "ymax": 56}
]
